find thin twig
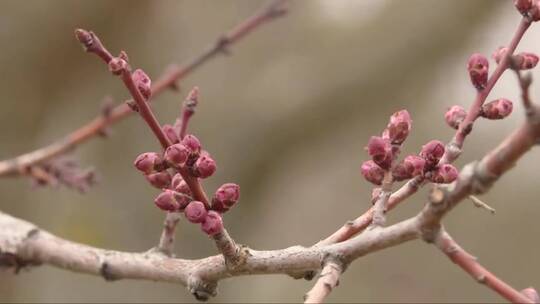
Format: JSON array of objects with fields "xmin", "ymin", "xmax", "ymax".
[
  {"xmin": 157, "ymin": 212, "xmax": 182, "ymax": 256},
  {"xmin": 304, "ymin": 260, "xmax": 342, "ymax": 304}
]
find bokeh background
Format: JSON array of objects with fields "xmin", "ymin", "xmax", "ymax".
[{"xmin": 1, "ymin": 0, "xmax": 539, "ymax": 302}]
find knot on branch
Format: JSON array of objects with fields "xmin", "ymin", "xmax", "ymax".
[
  {"xmin": 187, "ymin": 276, "xmax": 217, "ymax": 302},
  {"xmin": 468, "ymin": 161, "xmax": 498, "ymax": 195}
]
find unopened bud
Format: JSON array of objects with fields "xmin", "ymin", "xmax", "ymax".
[
  {"xmin": 145, "ymin": 171, "xmax": 171, "ymax": 189},
  {"xmin": 133, "ymin": 152, "xmax": 162, "ymax": 174},
  {"xmin": 162, "ymin": 124, "xmax": 179, "ymax": 144},
  {"xmin": 361, "ymin": 160, "xmax": 385, "ymax": 185},
  {"xmin": 171, "ymin": 173, "xmax": 192, "ymax": 195},
  {"xmin": 467, "ymin": 53, "xmax": 489, "ymax": 90},
  {"xmin": 164, "ymin": 143, "xmax": 189, "ymax": 166},
  {"xmin": 428, "ymin": 164, "xmax": 458, "ymax": 184},
  {"xmin": 515, "ymin": 0, "xmax": 533, "ymax": 15},
  {"xmin": 132, "ymin": 69, "xmax": 152, "ymax": 99},
  {"xmin": 201, "ymin": 211, "xmax": 224, "ymax": 236},
  {"xmin": 420, "ymin": 140, "xmax": 445, "ymax": 167},
  {"xmin": 513, "ymin": 52, "xmax": 539, "ymax": 70},
  {"xmin": 108, "ymin": 57, "xmax": 127, "ymax": 75},
  {"xmin": 182, "ymin": 134, "xmax": 202, "ymax": 156},
  {"xmin": 74, "ymin": 29, "xmax": 93, "ymax": 50},
  {"xmin": 521, "ymin": 287, "xmax": 539, "ymax": 303},
  {"xmin": 531, "ymin": 1, "xmax": 540, "ymax": 21},
  {"xmin": 384, "ymin": 110, "xmax": 412, "ymax": 145},
  {"xmin": 366, "ymin": 136, "xmax": 393, "ymax": 170},
  {"xmin": 192, "ymin": 152, "xmax": 217, "ymax": 178},
  {"xmin": 444, "ymin": 105, "xmax": 467, "ymax": 129},
  {"xmin": 185, "ymin": 201, "xmax": 208, "ymax": 223},
  {"xmin": 154, "ymin": 189, "xmax": 180, "ymax": 212},
  {"xmin": 392, "ymin": 155, "xmax": 426, "ymax": 181},
  {"xmin": 481, "ymin": 98, "xmax": 513, "ymax": 120},
  {"xmin": 212, "ymin": 183, "xmax": 240, "ymax": 213},
  {"xmin": 492, "ymin": 46, "xmax": 509, "ymax": 64}
]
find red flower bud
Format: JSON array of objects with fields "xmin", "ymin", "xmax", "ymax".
[
  {"xmin": 133, "ymin": 152, "xmax": 162, "ymax": 174},
  {"xmin": 171, "ymin": 173, "xmax": 192, "ymax": 195},
  {"xmin": 392, "ymin": 155, "xmax": 426, "ymax": 181},
  {"xmin": 132, "ymin": 69, "xmax": 152, "ymax": 100},
  {"xmin": 366, "ymin": 136, "xmax": 393, "ymax": 170},
  {"xmin": 531, "ymin": 1, "xmax": 540, "ymax": 21},
  {"xmin": 182, "ymin": 134, "xmax": 202, "ymax": 155},
  {"xmin": 420, "ymin": 140, "xmax": 445, "ymax": 167},
  {"xmin": 154, "ymin": 189, "xmax": 180, "ymax": 212},
  {"xmin": 108, "ymin": 57, "xmax": 127, "ymax": 75},
  {"xmin": 145, "ymin": 171, "xmax": 171, "ymax": 189},
  {"xmin": 514, "ymin": 52, "xmax": 539, "ymax": 70},
  {"xmin": 185, "ymin": 201, "xmax": 208, "ymax": 223},
  {"xmin": 481, "ymin": 98, "xmax": 513, "ymax": 120},
  {"xmin": 444, "ymin": 105, "xmax": 467, "ymax": 129},
  {"xmin": 384, "ymin": 110, "xmax": 412, "ymax": 145},
  {"xmin": 428, "ymin": 164, "xmax": 458, "ymax": 184},
  {"xmin": 492, "ymin": 46, "xmax": 509, "ymax": 64},
  {"xmin": 515, "ymin": 0, "xmax": 533, "ymax": 14},
  {"xmin": 164, "ymin": 143, "xmax": 189, "ymax": 166},
  {"xmin": 361, "ymin": 160, "xmax": 385, "ymax": 185},
  {"xmin": 162, "ymin": 124, "xmax": 179, "ymax": 144},
  {"xmin": 201, "ymin": 211, "xmax": 224, "ymax": 236},
  {"xmin": 212, "ymin": 183, "xmax": 240, "ymax": 213},
  {"xmin": 193, "ymin": 152, "xmax": 217, "ymax": 178},
  {"xmin": 467, "ymin": 53, "xmax": 489, "ymax": 90},
  {"xmin": 521, "ymin": 287, "xmax": 539, "ymax": 303}
]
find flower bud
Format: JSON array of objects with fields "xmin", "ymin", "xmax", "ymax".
[
  {"xmin": 521, "ymin": 287, "xmax": 539, "ymax": 303},
  {"xmin": 420, "ymin": 140, "xmax": 445, "ymax": 167},
  {"xmin": 392, "ymin": 155, "xmax": 426, "ymax": 181},
  {"xmin": 366, "ymin": 136, "xmax": 393, "ymax": 170},
  {"xmin": 467, "ymin": 53, "xmax": 489, "ymax": 90},
  {"xmin": 384, "ymin": 110, "xmax": 412, "ymax": 145},
  {"xmin": 164, "ymin": 143, "xmax": 189, "ymax": 166},
  {"xmin": 444, "ymin": 105, "xmax": 467, "ymax": 129},
  {"xmin": 154, "ymin": 189, "xmax": 180, "ymax": 212},
  {"xmin": 171, "ymin": 173, "xmax": 192, "ymax": 195},
  {"xmin": 132, "ymin": 69, "xmax": 152, "ymax": 100},
  {"xmin": 515, "ymin": 0, "xmax": 533, "ymax": 14},
  {"xmin": 185, "ymin": 201, "xmax": 208, "ymax": 223},
  {"xmin": 428, "ymin": 164, "xmax": 458, "ymax": 184},
  {"xmin": 145, "ymin": 171, "xmax": 171, "ymax": 189},
  {"xmin": 133, "ymin": 152, "xmax": 162, "ymax": 174},
  {"xmin": 481, "ymin": 98, "xmax": 513, "ymax": 120},
  {"xmin": 531, "ymin": 1, "xmax": 540, "ymax": 21},
  {"xmin": 513, "ymin": 52, "xmax": 539, "ymax": 70},
  {"xmin": 182, "ymin": 134, "xmax": 202, "ymax": 155},
  {"xmin": 192, "ymin": 152, "xmax": 217, "ymax": 178},
  {"xmin": 108, "ymin": 57, "xmax": 127, "ymax": 75},
  {"xmin": 361, "ymin": 160, "xmax": 385, "ymax": 185},
  {"xmin": 201, "ymin": 211, "xmax": 224, "ymax": 236},
  {"xmin": 212, "ymin": 183, "xmax": 240, "ymax": 213},
  {"xmin": 492, "ymin": 46, "xmax": 509, "ymax": 64},
  {"xmin": 162, "ymin": 124, "xmax": 179, "ymax": 144}
]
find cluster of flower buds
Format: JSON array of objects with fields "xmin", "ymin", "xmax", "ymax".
[
  {"xmin": 132, "ymin": 87, "xmax": 240, "ymax": 236},
  {"xmin": 360, "ymin": 110, "xmax": 459, "ymax": 186},
  {"xmin": 515, "ymin": 0, "xmax": 540, "ymax": 21}
]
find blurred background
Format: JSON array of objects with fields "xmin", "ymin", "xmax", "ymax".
[{"xmin": 1, "ymin": 0, "xmax": 539, "ymax": 302}]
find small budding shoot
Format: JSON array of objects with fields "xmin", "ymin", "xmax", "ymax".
[
  {"xmin": 154, "ymin": 189, "xmax": 180, "ymax": 212},
  {"xmin": 445, "ymin": 105, "xmax": 467, "ymax": 129},
  {"xmin": 392, "ymin": 155, "xmax": 425, "ymax": 181},
  {"xmin": 467, "ymin": 53, "xmax": 489, "ymax": 90},
  {"xmin": 361, "ymin": 160, "xmax": 385, "ymax": 185},
  {"xmin": 201, "ymin": 211, "xmax": 224, "ymax": 236},
  {"xmin": 366, "ymin": 136, "xmax": 393, "ymax": 170},
  {"xmin": 132, "ymin": 69, "xmax": 152, "ymax": 100},
  {"xmin": 481, "ymin": 98, "xmax": 513, "ymax": 120},
  {"xmin": 134, "ymin": 152, "xmax": 162, "ymax": 174},
  {"xmin": 162, "ymin": 124, "xmax": 180, "ymax": 144},
  {"xmin": 513, "ymin": 52, "xmax": 540, "ymax": 70},
  {"xmin": 420, "ymin": 140, "xmax": 445, "ymax": 169},
  {"xmin": 145, "ymin": 171, "xmax": 172, "ymax": 189},
  {"xmin": 212, "ymin": 183, "xmax": 240, "ymax": 213},
  {"xmin": 164, "ymin": 143, "xmax": 189, "ymax": 166},
  {"xmin": 185, "ymin": 201, "xmax": 208, "ymax": 223},
  {"xmin": 427, "ymin": 164, "xmax": 459, "ymax": 184}
]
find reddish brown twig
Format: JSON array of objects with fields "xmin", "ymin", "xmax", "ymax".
[{"xmin": 0, "ymin": 0, "xmax": 288, "ymax": 178}]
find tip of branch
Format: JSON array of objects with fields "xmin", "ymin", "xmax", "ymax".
[
  {"xmin": 265, "ymin": 0, "xmax": 289, "ymax": 19},
  {"xmin": 74, "ymin": 28, "xmax": 93, "ymax": 49}
]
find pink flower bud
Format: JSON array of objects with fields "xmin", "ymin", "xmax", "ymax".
[
  {"xmin": 521, "ymin": 287, "xmax": 539, "ymax": 303},
  {"xmin": 531, "ymin": 1, "xmax": 540, "ymax": 21},
  {"xmin": 481, "ymin": 98, "xmax": 513, "ymax": 120},
  {"xmin": 193, "ymin": 152, "xmax": 217, "ymax": 178},
  {"xmin": 492, "ymin": 47, "xmax": 509, "ymax": 64},
  {"xmin": 467, "ymin": 53, "xmax": 489, "ymax": 90},
  {"xmin": 108, "ymin": 57, "xmax": 127, "ymax": 75},
  {"xmin": 185, "ymin": 201, "xmax": 208, "ymax": 223},
  {"xmin": 384, "ymin": 110, "xmax": 412, "ymax": 145},
  {"xmin": 428, "ymin": 164, "xmax": 458, "ymax": 184},
  {"xmin": 201, "ymin": 211, "xmax": 224, "ymax": 236},
  {"xmin": 132, "ymin": 69, "xmax": 152, "ymax": 100},
  {"xmin": 392, "ymin": 155, "xmax": 426, "ymax": 181},
  {"xmin": 515, "ymin": 0, "xmax": 533, "ymax": 14},
  {"xmin": 444, "ymin": 105, "xmax": 467, "ymax": 129},
  {"xmin": 164, "ymin": 143, "xmax": 189, "ymax": 166},
  {"xmin": 145, "ymin": 171, "xmax": 171, "ymax": 189},
  {"xmin": 212, "ymin": 183, "xmax": 240, "ymax": 213},
  {"xmin": 514, "ymin": 52, "xmax": 539, "ymax": 70},
  {"xmin": 420, "ymin": 140, "xmax": 445, "ymax": 167},
  {"xmin": 182, "ymin": 134, "xmax": 202, "ymax": 155},
  {"xmin": 361, "ymin": 160, "xmax": 385, "ymax": 185},
  {"xmin": 133, "ymin": 152, "xmax": 161, "ymax": 174},
  {"xmin": 162, "ymin": 124, "xmax": 179, "ymax": 144},
  {"xmin": 154, "ymin": 189, "xmax": 180, "ymax": 212},
  {"xmin": 171, "ymin": 173, "xmax": 192, "ymax": 195},
  {"xmin": 366, "ymin": 136, "xmax": 393, "ymax": 170}
]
